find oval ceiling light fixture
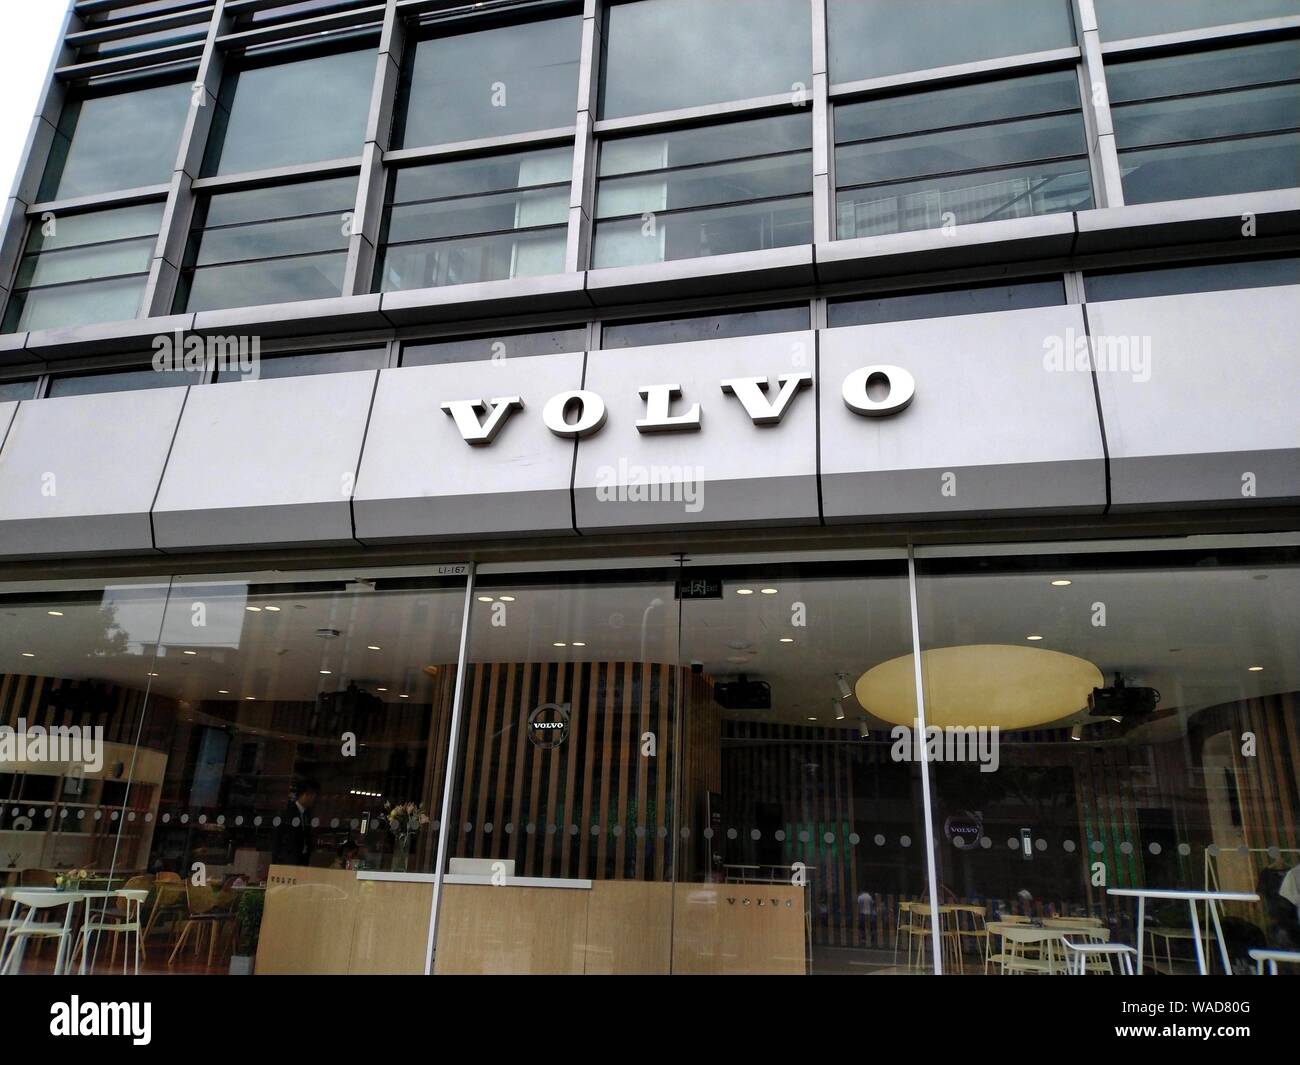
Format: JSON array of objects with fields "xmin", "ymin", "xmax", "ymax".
[{"xmin": 855, "ymin": 645, "xmax": 1103, "ymax": 730}]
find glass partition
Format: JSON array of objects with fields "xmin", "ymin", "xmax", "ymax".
[{"xmin": 914, "ymin": 544, "xmax": 1300, "ymax": 975}]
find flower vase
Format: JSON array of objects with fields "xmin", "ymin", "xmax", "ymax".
[{"xmin": 392, "ymin": 833, "xmax": 411, "ymax": 873}]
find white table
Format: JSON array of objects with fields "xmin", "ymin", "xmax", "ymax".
[
  {"xmin": 1106, "ymin": 887, "xmax": 1258, "ymax": 975},
  {"xmin": 1, "ymin": 887, "xmax": 127, "ymax": 973}
]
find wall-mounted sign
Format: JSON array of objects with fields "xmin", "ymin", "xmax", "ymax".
[
  {"xmin": 528, "ymin": 702, "xmax": 571, "ymax": 750},
  {"xmin": 441, "ymin": 366, "xmax": 916, "ymax": 446},
  {"xmin": 677, "ymin": 577, "xmax": 722, "ymax": 600},
  {"xmin": 943, "ymin": 811, "xmax": 984, "ymax": 847}
]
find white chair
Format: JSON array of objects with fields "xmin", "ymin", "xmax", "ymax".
[
  {"xmin": 1061, "ymin": 935, "xmax": 1138, "ymax": 975},
  {"xmin": 1249, "ymin": 948, "xmax": 1300, "ymax": 975},
  {"xmin": 0, "ymin": 891, "xmax": 83, "ymax": 975},
  {"xmin": 991, "ymin": 924, "xmax": 1063, "ymax": 974},
  {"xmin": 76, "ymin": 888, "xmax": 150, "ymax": 975}
]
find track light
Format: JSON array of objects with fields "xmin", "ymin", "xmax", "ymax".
[
  {"xmin": 858, "ymin": 720, "xmax": 869, "ymax": 739},
  {"xmin": 1070, "ymin": 723, "xmax": 1084, "ymax": 741},
  {"xmin": 835, "ymin": 672, "xmax": 853, "ymax": 701},
  {"xmin": 834, "ymin": 698, "xmax": 845, "ymax": 722}
]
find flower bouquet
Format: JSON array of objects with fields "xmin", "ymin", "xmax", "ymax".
[
  {"xmin": 381, "ymin": 801, "xmax": 429, "ymax": 873},
  {"xmin": 55, "ymin": 868, "xmax": 90, "ymax": 891}
]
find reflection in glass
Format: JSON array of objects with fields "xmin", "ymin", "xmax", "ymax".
[
  {"xmin": 401, "ymin": 327, "xmax": 586, "ymax": 366},
  {"xmin": 829, "ymin": 279, "xmax": 1065, "ymax": 327},
  {"xmin": 1083, "ymin": 256, "xmax": 1300, "ymax": 302},
  {"xmin": 600, "ymin": 0, "xmax": 811, "ymax": 118},
  {"xmin": 1094, "ymin": 0, "xmax": 1300, "ymax": 42},
  {"xmin": 601, "ymin": 305, "xmax": 809, "ymax": 348}
]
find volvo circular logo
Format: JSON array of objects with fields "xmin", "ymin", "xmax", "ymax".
[{"xmin": 528, "ymin": 702, "xmax": 570, "ymax": 750}]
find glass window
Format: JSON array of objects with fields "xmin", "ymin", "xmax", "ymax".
[
  {"xmin": 600, "ymin": 0, "xmax": 811, "ymax": 118},
  {"xmin": 397, "ymin": 15, "xmax": 582, "ymax": 147},
  {"xmin": 827, "ymin": 0, "xmax": 1076, "ymax": 83},
  {"xmin": 176, "ymin": 177, "xmax": 357, "ymax": 313},
  {"xmin": 39, "ymin": 79, "xmax": 192, "ymax": 201},
  {"xmin": 1084, "ymin": 256, "xmax": 1300, "ymax": 301},
  {"xmin": 0, "ymin": 379, "xmax": 38, "ymax": 402},
  {"xmin": 915, "ymin": 546, "xmax": 1300, "ymax": 975},
  {"xmin": 201, "ymin": 44, "xmax": 375, "ymax": 176},
  {"xmin": 377, "ymin": 147, "xmax": 572, "ymax": 292},
  {"xmin": 3, "ymin": 203, "xmax": 162, "ymax": 333},
  {"xmin": 1108, "ymin": 41, "xmax": 1300, "ymax": 205},
  {"xmin": 74, "ymin": 23, "xmax": 209, "ymax": 62},
  {"xmin": 214, "ymin": 347, "xmax": 388, "ymax": 382},
  {"xmin": 82, "ymin": 0, "xmax": 211, "ymax": 23},
  {"xmin": 593, "ymin": 113, "xmax": 813, "ymax": 268},
  {"xmin": 601, "ymin": 305, "xmax": 809, "ymax": 348},
  {"xmin": 238, "ymin": 0, "xmax": 375, "ymax": 25},
  {"xmin": 830, "ymin": 278, "xmax": 1065, "ymax": 327},
  {"xmin": 834, "ymin": 70, "xmax": 1093, "ymax": 239},
  {"xmin": 1096, "ymin": 0, "xmax": 1300, "ymax": 41},
  {"xmin": 401, "ymin": 327, "xmax": 586, "ymax": 366},
  {"xmin": 47, "ymin": 361, "xmax": 207, "ymax": 398}
]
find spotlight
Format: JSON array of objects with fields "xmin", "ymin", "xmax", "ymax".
[
  {"xmin": 1070, "ymin": 723, "xmax": 1083, "ymax": 741},
  {"xmin": 858, "ymin": 720, "xmax": 869, "ymax": 739},
  {"xmin": 835, "ymin": 672, "xmax": 853, "ymax": 702},
  {"xmin": 834, "ymin": 698, "xmax": 845, "ymax": 722}
]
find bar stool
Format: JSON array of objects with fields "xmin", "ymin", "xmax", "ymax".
[{"xmin": 0, "ymin": 891, "xmax": 84, "ymax": 975}]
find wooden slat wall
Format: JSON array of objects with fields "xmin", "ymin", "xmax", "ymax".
[{"xmin": 445, "ymin": 660, "xmax": 681, "ymax": 881}]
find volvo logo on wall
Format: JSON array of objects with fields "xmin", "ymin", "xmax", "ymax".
[
  {"xmin": 528, "ymin": 702, "xmax": 571, "ymax": 750},
  {"xmin": 440, "ymin": 366, "xmax": 916, "ymax": 445}
]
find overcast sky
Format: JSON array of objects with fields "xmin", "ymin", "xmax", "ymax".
[{"xmin": 0, "ymin": 1, "xmax": 69, "ymax": 199}]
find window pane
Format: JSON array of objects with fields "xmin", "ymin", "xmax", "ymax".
[
  {"xmin": 402, "ymin": 327, "xmax": 587, "ymax": 365},
  {"xmin": 202, "ymin": 46, "xmax": 375, "ymax": 176},
  {"xmin": 829, "ymin": 279, "xmax": 1065, "ymax": 327},
  {"xmin": 194, "ymin": 215, "xmax": 349, "ymax": 267},
  {"xmin": 600, "ymin": 0, "xmax": 811, "ymax": 118},
  {"xmin": 1113, "ymin": 84, "xmax": 1300, "ymax": 150},
  {"xmin": 203, "ymin": 177, "xmax": 359, "ymax": 228},
  {"xmin": 837, "ymin": 158, "xmax": 1092, "ymax": 238},
  {"xmin": 601, "ymin": 305, "xmax": 809, "ymax": 347},
  {"xmin": 40, "ymin": 80, "xmax": 191, "ymax": 200},
  {"xmin": 379, "ymin": 147, "xmax": 573, "ymax": 292},
  {"xmin": 48, "ymin": 364, "xmax": 206, "ymax": 398},
  {"xmin": 1095, "ymin": 0, "xmax": 1300, "ymax": 41},
  {"xmin": 398, "ymin": 16, "xmax": 582, "ymax": 146},
  {"xmin": 5, "ymin": 277, "xmax": 148, "ymax": 333},
  {"xmin": 0, "ymin": 379, "xmax": 37, "ymax": 402},
  {"xmin": 828, "ymin": 0, "xmax": 1076, "ymax": 82},
  {"xmin": 181, "ymin": 254, "xmax": 349, "ymax": 312},
  {"xmin": 24, "ymin": 203, "xmax": 165, "ymax": 254},
  {"xmin": 1084, "ymin": 256, "xmax": 1300, "ymax": 301},
  {"xmin": 599, "ymin": 113, "xmax": 811, "ymax": 176},
  {"xmin": 214, "ymin": 347, "xmax": 388, "ymax": 382},
  {"xmin": 1119, "ymin": 132, "xmax": 1300, "ymax": 204},
  {"xmin": 594, "ymin": 197, "xmax": 812, "ymax": 267},
  {"xmin": 1106, "ymin": 40, "xmax": 1300, "ymax": 104}
]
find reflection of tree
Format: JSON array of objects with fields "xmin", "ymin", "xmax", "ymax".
[{"xmin": 85, "ymin": 601, "xmax": 131, "ymax": 661}]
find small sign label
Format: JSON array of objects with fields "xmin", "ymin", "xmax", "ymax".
[{"xmin": 676, "ymin": 577, "xmax": 722, "ymax": 600}]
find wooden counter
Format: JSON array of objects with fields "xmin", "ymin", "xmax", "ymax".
[{"xmin": 256, "ymin": 866, "xmax": 805, "ymax": 975}]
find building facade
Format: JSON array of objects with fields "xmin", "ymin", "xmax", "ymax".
[{"xmin": 0, "ymin": 0, "xmax": 1297, "ymax": 975}]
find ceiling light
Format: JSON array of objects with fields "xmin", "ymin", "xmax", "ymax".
[
  {"xmin": 572, "ymin": 641, "xmax": 586, "ymax": 647},
  {"xmin": 1026, "ymin": 634, "xmax": 1044, "ymax": 641},
  {"xmin": 856, "ymin": 645, "xmax": 1103, "ymax": 729},
  {"xmin": 477, "ymin": 596, "xmax": 494, "ymax": 603},
  {"xmin": 246, "ymin": 606, "xmax": 262, "ymax": 612},
  {"xmin": 735, "ymin": 588, "xmax": 754, "ymax": 596},
  {"xmin": 264, "ymin": 605, "xmax": 281, "ymax": 612},
  {"xmin": 20, "ymin": 652, "xmax": 35, "ymax": 657},
  {"xmin": 399, "ymin": 694, "xmax": 409, "ymax": 699},
  {"xmin": 218, "ymin": 690, "xmax": 230, "ymax": 695},
  {"xmin": 1070, "ymin": 724, "xmax": 1083, "ymax": 741},
  {"xmin": 245, "ymin": 696, "xmax": 256, "ymax": 701},
  {"xmin": 1248, "ymin": 665, "xmax": 1264, "ymax": 672},
  {"xmin": 806, "ymin": 716, "xmax": 817, "ymax": 722},
  {"xmin": 1050, "ymin": 579, "xmax": 1072, "ymax": 587},
  {"xmin": 499, "ymin": 595, "xmax": 515, "ymax": 602},
  {"xmin": 47, "ymin": 610, "xmax": 63, "ymax": 617},
  {"xmin": 760, "ymin": 588, "xmax": 778, "ymax": 595},
  {"xmin": 834, "ymin": 698, "xmax": 845, "ymax": 722},
  {"xmin": 779, "ymin": 637, "xmax": 794, "ymax": 644},
  {"xmin": 835, "ymin": 672, "xmax": 853, "ymax": 701},
  {"xmin": 319, "ymin": 670, "xmax": 331, "ymax": 675},
  {"xmin": 858, "ymin": 720, "xmax": 869, "ymax": 739},
  {"xmin": 367, "ymin": 645, "xmax": 381, "ymax": 651},
  {"xmin": 1111, "ymin": 716, "xmax": 1122, "ymax": 723},
  {"xmin": 147, "ymin": 672, "xmax": 160, "ymax": 678},
  {"xmin": 183, "ymin": 650, "xmax": 197, "ymax": 655},
  {"xmin": 553, "ymin": 642, "xmax": 567, "ymax": 647},
  {"xmin": 376, "ymin": 687, "xmax": 388, "ymax": 692}
]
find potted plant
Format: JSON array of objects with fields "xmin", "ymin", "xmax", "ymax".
[
  {"xmin": 228, "ymin": 889, "xmax": 264, "ymax": 975},
  {"xmin": 382, "ymin": 801, "xmax": 429, "ymax": 873}
]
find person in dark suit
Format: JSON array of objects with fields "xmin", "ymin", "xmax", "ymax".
[{"xmin": 271, "ymin": 778, "xmax": 320, "ymax": 866}]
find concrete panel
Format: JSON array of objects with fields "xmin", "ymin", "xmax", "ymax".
[
  {"xmin": 0, "ymin": 388, "xmax": 188, "ymax": 557},
  {"xmin": 1089, "ymin": 285, "xmax": 1300, "ymax": 509},
  {"xmin": 353, "ymin": 353, "xmax": 583, "ymax": 542},
  {"xmin": 820, "ymin": 306, "xmax": 1107, "ymax": 521},
  {"xmin": 152, "ymin": 371, "xmax": 377, "ymax": 550},
  {"xmin": 575, "ymin": 331, "xmax": 820, "ymax": 531}
]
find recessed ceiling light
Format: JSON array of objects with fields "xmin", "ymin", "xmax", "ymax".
[
  {"xmin": 20, "ymin": 652, "xmax": 34, "ymax": 657},
  {"xmin": 477, "ymin": 596, "xmax": 494, "ymax": 603},
  {"xmin": 319, "ymin": 670, "xmax": 331, "ymax": 675},
  {"xmin": 1050, "ymin": 579, "xmax": 1072, "ymax": 587},
  {"xmin": 807, "ymin": 716, "xmax": 817, "ymax": 721},
  {"xmin": 1026, "ymin": 635, "xmax": 1044, "ymax": 641},
  {"xmin": 147, "ymin": 672, "xmax": 160, "ymax": 678},
  {"xmin": 244, "ymin": 696, "xmax": 256, "ymax": 701},
  {"xmin": 183, "ymin": 650, "xmax": 197, "ymax": 655},
  {"xmin": 263, "ymin": 605, "xmax": 281, "ymax": 612},
  {"xmin": 760, "ymin": 588, "xmax": 778, "ymax": 595},
  {"xmin": 779, "ymin": 637, "xmax": 794, "ymax": 644},
  {"xmin": 499, "ymin": 595, "xmax": 516, "ymax": 602},
  {"xmin": 735, "ymin": 588, "xmax": 754, "ymax": 596},
  {"xmin": 1247, "ymin": 665, "xmax": 1264, "ymax": 672},
  {"xmin": 47, "ymin": 610, "xmax": 63, "ymax": 617},
  {"xmin": 246, "ymin": 606, "xmax": 262, "ymax": 612},
  {"xmin": 399, "ymin": 694, "xmax": 409, "ymax": 699},
  {"xmin": 376, "ymin": 687, "xmax": 388, "ymax": 692},
  {"xmin": 553, "ymin": 641, "xmax": 567, "ymax": 647},
  {"xmin": 218, "ymin": 690, "xmax": 230, "ymax": 695},
  {"xmin": 367, "ymin": 645, "xmax": 381, "ymax": 651},
  {"xmin": 572, "ymin": 641, "xmax": 586, "ymax": 647}
]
